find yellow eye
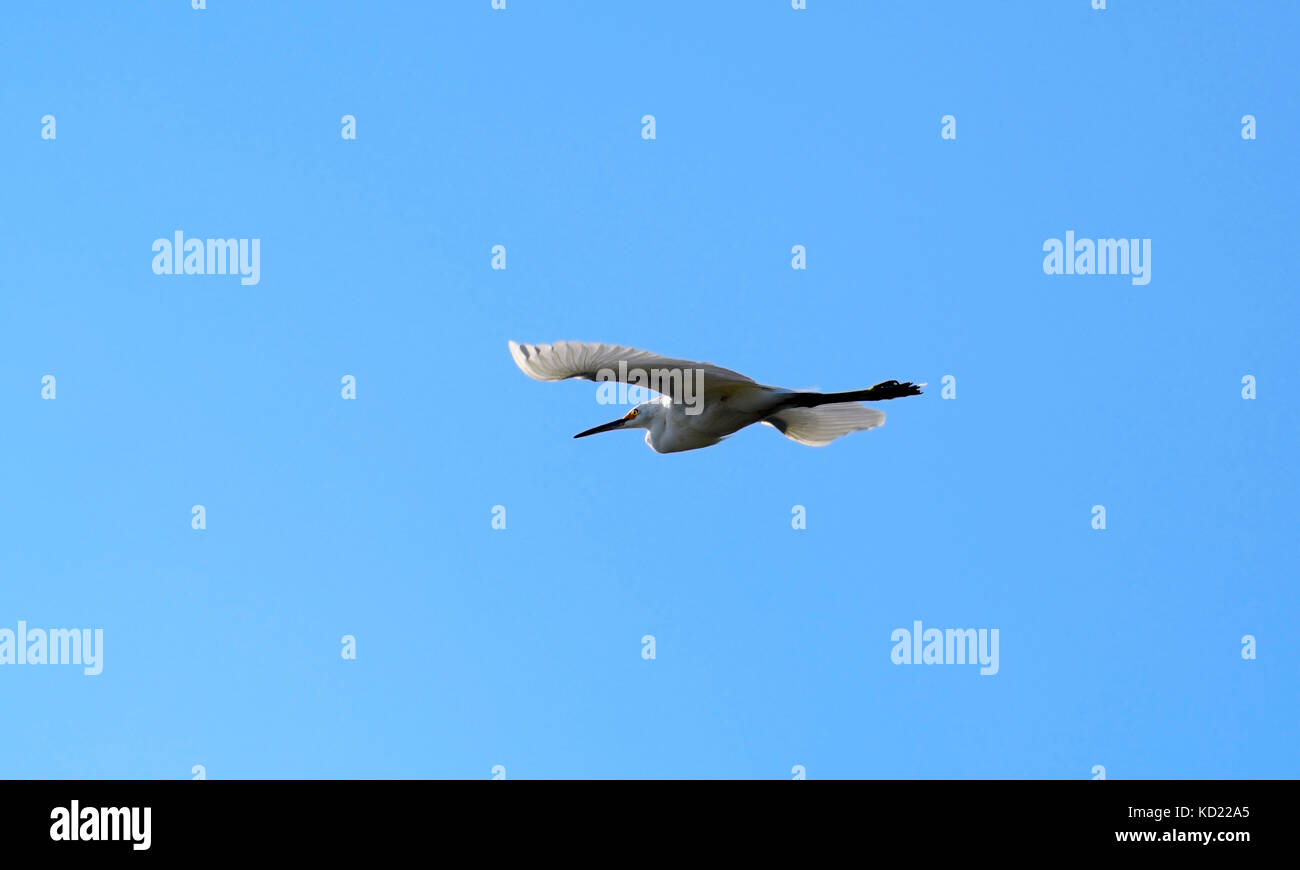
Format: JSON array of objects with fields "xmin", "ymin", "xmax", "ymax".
[{"xmin": 628, "ymin": 409, "xmax": 639, "ymax": 419}]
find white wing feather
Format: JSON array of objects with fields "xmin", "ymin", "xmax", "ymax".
[
  {"xmin": 761, "ymin": 403, "xmax": 885, "ymax": 446},
  {"xmin": 508, "ymin": 340, "xmax": 758, "ymax": 393}
]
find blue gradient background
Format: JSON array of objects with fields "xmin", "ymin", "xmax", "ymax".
[{"xmin": 2, "ymin": 1, "xmax": 1295, "ymax": 779}]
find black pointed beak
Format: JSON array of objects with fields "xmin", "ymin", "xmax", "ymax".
[{"xmin": 574, "ymin": 418, "xmax": 626, "ymax": 438}]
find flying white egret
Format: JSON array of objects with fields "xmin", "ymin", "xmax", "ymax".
[{"xmin": 508, "ymin": 340, "xmax": 923, "ymax": 454}]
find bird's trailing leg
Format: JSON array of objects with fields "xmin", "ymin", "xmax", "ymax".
[
  {"xmin": 777, "ymin": 380, "xmax": 924, "ymax": 410},
  {"xmin": 857, "ymin": 379, "xmax": 925, "ymax": 401}
]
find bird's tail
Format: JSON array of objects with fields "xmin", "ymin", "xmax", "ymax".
[{"xmin": 777, "ymin": 379, "xmax": 925, "ymax": 409}]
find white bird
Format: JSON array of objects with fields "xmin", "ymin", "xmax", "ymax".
[{"xmin": 509, "ymin": 340, "xmax": 923, "ymax": 454}]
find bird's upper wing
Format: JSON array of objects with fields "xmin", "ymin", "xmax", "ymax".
[{"xmin": 508, "ymin": 341, "xmax": 758, "ymax": 396}]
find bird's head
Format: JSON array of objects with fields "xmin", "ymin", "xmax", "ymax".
[{"xmin": 573, "ymin": 401, "xmax": 659, "ymax": 439}]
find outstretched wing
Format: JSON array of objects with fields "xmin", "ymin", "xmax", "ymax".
[
  {"xmin": 508, "ymin": 340, "xmax": 758, "ymax": 397},
  {"xmin": 762, "ymin": 403, "xmax": 886, "ymax": 446}
]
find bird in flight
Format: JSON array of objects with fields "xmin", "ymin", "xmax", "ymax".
[{"xmin": 509, "ymin": 340, "xmax": 923, "ymax": 454}]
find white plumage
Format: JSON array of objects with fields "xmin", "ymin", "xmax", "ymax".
[{"xmin": 508, "ymin": 340, "xmax": 922, "ymax": 454}]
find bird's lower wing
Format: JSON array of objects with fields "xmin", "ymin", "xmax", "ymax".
[
  {"xmin": 762, "ymin": 403, "xmax": 885, "ymax": 446},
  {"xmin": 508, "ymin": 340, "xmax": 758, "ymax": 395}
]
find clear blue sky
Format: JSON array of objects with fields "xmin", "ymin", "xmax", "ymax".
[{"xmin": 2, "ymin": 1, "xmax": 1295, "ymax": 779}]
